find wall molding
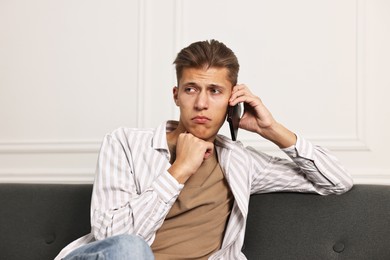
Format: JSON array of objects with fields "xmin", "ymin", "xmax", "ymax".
[
  {"xmin": 352, "ymin": 169, "xmax": 390, "ymax": 185},
  {"xmin": 136, "ymin": 0, "xmax": 147, "ymax": 127},
  {"xmin": 0, "ymin": 168, "xmax": 95, "ymax": 183},
  {"xmin": 244, "ymin": 137, "xmax": 369, "ymax": 152},
  {"xmin": 0, "ymin": 140, "xmax": 101, "ymax": 154},
  {"xmin": 171, "ymin": 0, "xmax": 183, "ymax": 119},
  {"xmin": 355, "ymin": 0, "xmax": 368, "ymax": 149}
]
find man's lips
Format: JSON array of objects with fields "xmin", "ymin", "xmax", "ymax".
[{"xmin": 192, "ymin": 116, "xmax": 211, "ymax": 124}]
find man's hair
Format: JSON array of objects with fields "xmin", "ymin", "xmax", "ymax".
[{"xmin": 173, "ymin": 39, "xmax": 239, "ymax": 86}]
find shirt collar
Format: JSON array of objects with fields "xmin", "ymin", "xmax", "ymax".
[
  {"xmin": 215, "ymin": 134, "xmax": 237, "ymax": 151},
  {"xmin": 152, "ymin": 120, "xmax": 178, "ymax": 151}
]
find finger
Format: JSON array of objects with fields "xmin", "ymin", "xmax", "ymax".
[
  {"xmin": 231, "ymin": 87, "xmax": 259, "ymax": 106},
  {"xmin": 203, "ymin": 142, "xmax": 214, "ymax": 159},
  {"xmin": 232, "ymin": 84, "xmax": 240, "ymax": 94},
  {"xmin": 230, "ymin": 89, "xmax": 244, "ymax": 104},
  {"xmin": 229, "ymin": 91, "xmax": 248, "ymax": 106},
  {"xmin": 230, "ymin": 84, "xmax": 251, "ymax": 102},
  {"xmin": 204, "ymin": 149, "xmax": 212, "ymax": 159},
  {"xmin": 233, "ymin": 84, "xmax": 246, "ymax": 92}
]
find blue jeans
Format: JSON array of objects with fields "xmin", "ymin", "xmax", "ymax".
[{"xmin": 64, "ymin": 234, "xmax": 154, "ymax": 260}]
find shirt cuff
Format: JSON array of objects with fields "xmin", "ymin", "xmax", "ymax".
[
  {"xmin": 152, "ymin": 170, "xmax": 184, "ymax": 204},
  {"xmin": 281, "ymin": 134, "xmax": 315, "ymax": 160}
]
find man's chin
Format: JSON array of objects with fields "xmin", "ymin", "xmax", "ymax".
[
  {"xmin": 189, "ymin": 129, "xmax": 217, "ymax": 142},
  {"xmin": 186, "ymin": 123, "xmax": 224, "ymax": 141}
]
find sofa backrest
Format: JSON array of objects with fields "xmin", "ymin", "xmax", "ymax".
[
  {"xmin": 0, "ymin": 184, "xmax": 389, "ymax": 259},
  {"xmin": 0, "ymin": 184, "xmax": 92, "ymax": 260},
  {"xmin": 243, "ymin": 184, "xmax": 390, "ymax": 259}
]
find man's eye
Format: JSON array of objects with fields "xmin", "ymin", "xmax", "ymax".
[
  {"xmin": 211, "ymin": 88, "xmax": 221, "ymax": 94},
  {"xmin": 185, "ymin": 87, "xmax": 196, "ymax": 93}
]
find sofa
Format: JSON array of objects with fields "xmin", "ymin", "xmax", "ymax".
[{"xmin": 0, "ymin": 184, "xmax": 389, "ymax": 260}]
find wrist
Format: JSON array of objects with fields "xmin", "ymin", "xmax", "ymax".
[
  {"xmin": 260, "ymin": 122, "xmax": 297, "ymax": 148},
  {"xmin": 168, "ymin": 164, "xmax": 191, "ymax": 184}
]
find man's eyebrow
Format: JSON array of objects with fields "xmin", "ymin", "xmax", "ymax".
[
  {"xmin": 182, "ymin": 82, "xmax": 197, "ymax": 86},
  {"xmin": 209, "ymin": 83, "xmax": 224, "ymax": 88},
  {"xmin": 208, "ymin": 83, "xmax": 229, "ymax": 90},
  {"xmin": 181, "ymin": 82, "xmax": 227, "ymax": 88}
]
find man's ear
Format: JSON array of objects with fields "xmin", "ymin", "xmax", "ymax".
[{"xmin": 173, "ymin": 86, "xmax": 179, "ymax": 106}]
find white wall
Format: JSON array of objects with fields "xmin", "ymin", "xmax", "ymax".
[{"xmin": 0, "ymin": 0, "xmax": 389, "ymax": 184}]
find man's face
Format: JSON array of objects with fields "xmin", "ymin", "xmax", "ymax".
[{"xmin": 174, "ymin": 66, "xmax": 233, "ymax": 141}]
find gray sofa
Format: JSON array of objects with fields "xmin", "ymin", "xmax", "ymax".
[{"xmin": 0, "ymin": 184, "xmax": 389, "ymax": 260}]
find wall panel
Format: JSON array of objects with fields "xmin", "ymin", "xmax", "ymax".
[
  {"xmin": 0, "ymin": 0, "xmax": 389, "ymax": 184},
  {"xmin": 0, "ymin": 0, "xmax": 142, "ymax": 182}
]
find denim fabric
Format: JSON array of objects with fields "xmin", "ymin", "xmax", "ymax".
[{"xmin": 64, "ymin": 234, "xmax": 154, "ymax": 260}]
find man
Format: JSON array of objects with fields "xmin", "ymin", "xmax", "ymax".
[{"xmin": 56, "ymin": 39, "xmax": 353, "ymax": 259}]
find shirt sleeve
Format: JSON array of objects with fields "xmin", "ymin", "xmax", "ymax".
[
  {"xmin": 90, "ymin": 133, "xmax": 183, "ymax": 244},
  {"xmin": 250, "ymin": 134, "xmax": 353, "ymax": 195}
]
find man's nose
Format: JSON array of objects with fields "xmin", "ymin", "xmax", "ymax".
[{"xmin": 194, "ymin": 91, "xmax": 209, "ymax": 110}]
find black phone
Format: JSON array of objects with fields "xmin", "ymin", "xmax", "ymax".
[{"xmin": 227, "ymin": 103, "xmax": 242, "ymax": 141}]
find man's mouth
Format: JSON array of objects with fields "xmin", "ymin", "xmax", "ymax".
[{"xmin": 192, "ymin": 116, "xmax": 210, "ymax": 124}]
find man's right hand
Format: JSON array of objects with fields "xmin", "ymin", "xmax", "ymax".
[{"xmin": 168, "ymin": 133, "xmax": 214, "ymax": 184}]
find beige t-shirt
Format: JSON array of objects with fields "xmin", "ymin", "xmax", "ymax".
[{"xmin": 151, "ymin": 143, "xmax": 234, "ymax": 259}]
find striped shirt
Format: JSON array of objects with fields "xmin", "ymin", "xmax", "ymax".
[{"xmin": 55, "ymin": 120, "xmax": 353, "ymax": 260}]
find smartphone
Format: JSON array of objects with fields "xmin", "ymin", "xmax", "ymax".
[{"xmin": 227, "ymin": 103, "xmax": 242, "ymax": 141}]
